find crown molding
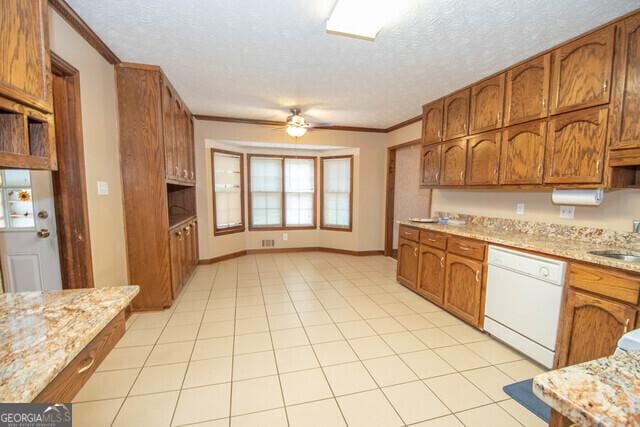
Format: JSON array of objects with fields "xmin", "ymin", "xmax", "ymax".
[{"xmin": 49, "ymin": 0, "xmax": 121, "ymax": 65}]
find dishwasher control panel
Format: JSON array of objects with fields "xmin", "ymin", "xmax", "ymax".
[{"xmin": 488, "ymin": 246, "xmax": 566, "ymax": 285}]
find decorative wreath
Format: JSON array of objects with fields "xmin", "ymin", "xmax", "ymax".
[{"xmin": 18, "ymin": 190, "xmax": 31, "ymax": 202}]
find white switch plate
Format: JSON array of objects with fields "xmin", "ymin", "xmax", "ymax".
[
  {"xmin": 283, "ymin": 233, "xmax": 288, "ymax": 241},
  {"xmin": 516, "ymin": 203, "xmax": 525, "ymax": 215},
  {"xmin": 559, "ymin": 205, "xmax": 575, "ymax": 219},
  {"xmin": 97, "ymin": 181, "xmax": 109, "ymax": 196}
]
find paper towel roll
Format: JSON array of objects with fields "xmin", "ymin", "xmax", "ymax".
[{"xmin": 551, "ymin": 189, "xmax": 604, "ymax": 206}]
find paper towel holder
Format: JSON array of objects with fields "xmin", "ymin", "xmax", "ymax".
[{"xmin": 551, "ymin": 189, "xmax": 604, "ymax": 206}]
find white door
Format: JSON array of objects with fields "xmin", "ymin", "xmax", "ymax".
[{"xmin": 0, "ymin": 170, "xmax": 62, "ymax": 293}]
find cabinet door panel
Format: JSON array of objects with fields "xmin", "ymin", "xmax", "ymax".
[
  {"xmin": 466, "ymin": 131, "xmax": 501, "ymax": 185},
  {"xmin": 544, "ymin": 107, "xmax": 608, "ymax": 184},
  {"xmin": 444, "ymin": 89, "xmax": 470, "ymax": 140},
  {"xmin": 557, "ymin": 289, "xmax": 637, "ymax": 367},
  {"xmin": 162, "ymin": 83, "xmax": 176, "ymax": 180},
  {"xmin": 169, "ymin": 229, "xmax": 183, "ymax": 298},
  {"xmin": 500, "ymin": 120, "xmax": 547, "ymax": 185},
  {"xmin": 0, "ymin": 0, "xmax": 52, "ymax": 113},
  {"xmin": 422, "ymin": 99, "xmax": 444, "ymax": 145},
  {"xmin": 417, "ymin": 245, "xmax": 446, "ymax": 305},
  {"xmin": 444, "ymin": 254, "xmax": 483, "ymax": 327},
  {"xmin": 610, "ymin": 15, "xmax": 640, "ymax": 150},
  {"xmin": 440, "ymin": 139, "xmax": 467, "ymax": 186},
  {"xmin": 420, "ymin": 144, "xmax": 441, "ymax": 186},
  {"xmin": 397, "ymin": 238, "xmax": 419, "ymax": 290},
  {"xmin": 470, "ymin": 74, "xmax": 505, "ymax": 133},
  {"xmin": 550, "ymin": 27, "xmax": 614, "ymax": 115},
  {"xmin": 504, "ymin": 54, "xmax": 550, "ymax": 125}
]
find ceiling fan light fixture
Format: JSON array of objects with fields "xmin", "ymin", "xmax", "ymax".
[
  {"xmin": 286, "ymin": 125, "xmax": 307, "ymax": 138},
  {"xmin": 326, "ymin": 0, "xmax": 390, "ymax": 41}
]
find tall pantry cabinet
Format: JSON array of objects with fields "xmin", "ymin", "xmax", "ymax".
[{"xmin": 116, "ymin": 63, "xmax": 197, "ymax": 311}]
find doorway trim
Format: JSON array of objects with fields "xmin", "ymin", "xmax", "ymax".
[
  {"xmin": 50, "ymin": 51, "xmax": 95, "ymax": 289},
  {"xmin": 384, "ymin": 138, "xmax": 430, "ymax": 258}
]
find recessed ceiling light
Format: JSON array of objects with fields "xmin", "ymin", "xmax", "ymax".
[{"xmin": 326, "ymin": 0, "xmax": 391, "ymax": 41}]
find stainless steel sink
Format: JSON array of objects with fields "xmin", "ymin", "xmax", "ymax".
[{"xmin": 588, "ymin": 250, "xmax": 640, "ymax": 262}]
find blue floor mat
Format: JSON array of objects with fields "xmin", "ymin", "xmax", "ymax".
[{"xmin": 503, "ymin": 378, "xmax": 551, "ymax": 423}]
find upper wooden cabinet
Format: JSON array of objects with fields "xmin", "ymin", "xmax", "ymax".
[
  {"xmin": 443, "ymin": 89, "xmax": 470, "ymax": 140},
  {"xmin": 444, "ymin": 253, "xmax": 484, "ymax": 327},
  {"xmin": 544, "ymin": 107, "xmax": 608, "ymax": 184},
  {"xmin": 550, "ymin": 27, "xmax": 615, "ymax": 115},
  {"xmin": 422, "ymin": 99, "xmax": 444, "ymax": 144},
  {"xmin": 0, "ymin": 0, "xmax": 52, "ymax": 113},
  {"xmin": 466, "ymin": 131, "xmax": 501, "ymax": 185},
  {"xmin": 504, "ymin": 54, "xmax": 550, "ymax": 126},
  {"xmin": 469, "ymin": 74, "xmax": 505, "ymax": 134},
  {"xmin": 397, "ymin": 238, "xmax": 419, "ymax": 290},
  {"xmin": 420, "ymin": 144, "xmax": 441, "ymax": 186},
  {"xmin": 162, "ymin": 80, "xmax": 195, "ymax": 184},
  {"xmin": 609, "ymin": 14, "xmax": 640, "ymax": 150},
  {"xmin": 440, "ymin": 139, "xmax": 467, "ymax": 186},
  {"xmin": 500, "ymin": 120, "xmax": 547, "ymax": 185}
]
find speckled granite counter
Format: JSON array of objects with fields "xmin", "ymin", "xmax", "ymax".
[
  {"xmin": 533, "ymin": 351, "xmax": 640, "ymax": 426},
  {"xmin": 398, "ymin": 219, "xmax": 640, "ymax": 273},
  {"xmin": 0, "ymin": 286, "xmax": 139, "ymax": 402}
]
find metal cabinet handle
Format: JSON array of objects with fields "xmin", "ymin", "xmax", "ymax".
[
  {"xmin": 435, "ymin": 172, "xmax": 440, "ymax": 182},
  {"xmin": 624, "ymin": 318, "xmax": 631, "ymax": 334},
  {"xmin": 77, "ymin": 356, "xmax": 95, "ymax": 374},
  {"xmin": 183, "ymin": 169, "xmax": 188, "ymax": 178},
  {"xmin": 176, "ymin": 231, "xmax": 183, "ymax": 238},
  {"xmin": 440, "ymin": 257, "xmax": 445, "ymax": 267},
  {"xmin": 603, "ymin": 80, "xmax": 608, "ymax": 93},
  {"xmin": 459, "ymin": 171, "xmax": 464, "ymax": 180},
  {"xmin": 191, "ymin": 171, "xmax": 195, "ymax": 180},
  {"xmin": 475, "ymin": 270, "xmax": 481, "ymax": 282},
  {"xmin": 437, "ymin": 130, "xmax": 442, "ymax": 138},
  {"xmin": 458, "ymin": 245, "xmax": 471, "ymax": 251},
  {"xmin": 541, "ymin": 99, "xmax": 546, "ymax": 109},
  {"xmin": 538, "ymin": 163, "xmax": 543, "ymax": 176},
  {"xmin": 497, "ymin": 112, "xmax": 502, "ymax": 123},
  {"xmin": 464, "ymin": 122, "xmax": 468, "ymax": 132},
  {"xmin": 414, "ymin": 248, "xmax": 418, "ymax": 257},
  {"xmin": 595, "ymin": 160, "xmax": 601, "ymax": 174}
]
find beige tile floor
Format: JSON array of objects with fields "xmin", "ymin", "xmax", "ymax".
[{"xmin": 72, "ymin": 253, "xmax": 548, "ymax": 427}]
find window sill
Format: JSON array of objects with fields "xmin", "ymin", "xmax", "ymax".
[
  {"xmin": 213, "ymin": 226, "xmax": 245, "ymax": 236},
  {"xmin": 248, "ymin": 225, "xmax": 317, "ymax": 231},
  {"xmin": 320, "ymin": 225, "xmax": 352, "ymax": 232}
]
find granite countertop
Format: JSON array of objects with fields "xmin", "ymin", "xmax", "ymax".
[
  {"xmin": 398, "ymin": 220, "xmax": 640, "ymax": 273},
  {"xmin": 0, "ymin": 286, "xmax": 139, "ymax": 402},
  {"xmin": 533, "ymin": 351, "xmax": 640, "ymax": 426}
]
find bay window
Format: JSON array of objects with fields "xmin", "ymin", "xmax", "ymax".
[{"xmin": 321, "ymin": 155, "xmax": 353, "ymax": 231}]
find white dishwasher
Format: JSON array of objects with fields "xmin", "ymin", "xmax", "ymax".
[{"xmin": 484, "ymin": 246, "xmax": 566, "ymax": 368}]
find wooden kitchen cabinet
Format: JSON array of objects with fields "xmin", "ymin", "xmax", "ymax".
[
  {"xmin": 556, "ymin": 288, "xmax": 637, "ymax": 367},
  {"xmin": 422, "ymin": 99, "xmax": 444, "ymax": 145},
  {"xmin": 417, "ymin": 245, "xmax": 446, "ymax": 305},
  {"xmin": 0, "ymin": 0, "xmax": 52, "ymax": 113},
  {"xmin": 397, "ymin": 237, "xmax": 419, "ymax": 290},
  {"xmin": 169, "ymin": 227, "xmax": 184, "ymax": 298},
  {"xmin": 169, "ymin": 218, "xmax": 198, "ymax": 299},
  {"xmin": 162, "ymin": 80, "xmax": 195, "ymax": 184},
  {"xmin": 443, "ymin": 89, "xmax": 470, "ymax": 140},
  {"xmin": 544, "ymin": 107, "xmax": 608, "ymax": 184},
  {"xmin": 504, "ymin": 54, "xmax": 550, "ymax": 126},
  {"xmin": 466, "ymin": 131, "xmax": 501, "ymax": 185},
  {"xmin": 469, "ymin": 74, "xmax": 505, "ymax": 134},
  {"xmin": 609, "ymin": 14, "xmax": 640, "ymax": 150},
  {"xmin": 420, "ymin": 144, "xmax": 441, "ymax": 186},
  {"xmin": 550, "ymin": 27, "xmax": 615, "ymax": 115},
  {"xmin": 440, "ymin": 139, "xmax": 467, "ymax": 186},
  {"xmin": 444, "ymin": 253, "xmax": 484, "ymax": 327},
  {"xmin": 500, "ymin": 120, "xmax": 547, "ymax": 185}
]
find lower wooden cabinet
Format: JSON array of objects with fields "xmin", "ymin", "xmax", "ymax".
[
  {"xmin": 397, "ymin": 237, "xmax": 419, "ymax": 290},
  {"xmin": 417, "ymin": 245, "xmax": 446, "ymax": 305},
  {"xmin": 169, "ymin": 218, "xmax": 198, "ymax": 299},
  {"xmin": 555, "ymin": 288, "xmax": 637, "ymax": 367},
  {"xmin": 444, "ymin": 254, "xmax": 484, "ymax": 327}
]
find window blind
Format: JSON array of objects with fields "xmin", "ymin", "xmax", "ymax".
[
  {"xmin": 284, "ymin": 158, "xmax": 315, "ymax": 226},
  {"xmin": 250, "ymin": 157, "xmax": 283, "ymax": 227},
  {"xmin": 322, "ymin": 157, "xmax": 351, "ymax": 228},
  {"xmin": 213, "ymin": 152, "xmax": 243, "ymax": 230}
]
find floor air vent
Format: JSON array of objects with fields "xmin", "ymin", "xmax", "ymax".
[{"xmin": 261, "ymin": 240, "xmax": 275, "ymax": 248}]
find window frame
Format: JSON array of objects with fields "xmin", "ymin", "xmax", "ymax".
[
  {"xmin": 320, "ymin": 155, "xmax": 354, "ymax": 232},
  {"xmin": 211, "ymin": 148, "xmax": 246, "ymax": 236},
  {"xmin": 248, "ymin": 154, "xmax": 317, "ymax": 231}
]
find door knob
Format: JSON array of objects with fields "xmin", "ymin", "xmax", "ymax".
[
  {"xmin": 37, "ymin": 210, "xmax": 49, "ymax": 219},
  {"xmin": 37, "ymin": 228, "xmax": 50, "ymax": 238}
]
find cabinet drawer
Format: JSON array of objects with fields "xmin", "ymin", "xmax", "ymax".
[
  {"xmin": 399, "ymin": 226, "xmax": 420, "ymax": 242},
  {"xmin": 33, "ymin": 310, "xmax": 126, "ymax": 402},
  {"xmin": 568, "ymin": 263, "xmax": 640, "ymax": 305},
  {"xmin": 420, "ymin": 231, "xmax": 447, "ymax": 250},
  {"xmin": 448, "ymin": 237, "xmax": 485, "ymax": 261}
]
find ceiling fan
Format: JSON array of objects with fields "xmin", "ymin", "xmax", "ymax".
[{"xmin": 277, "ymin": 109, "xmax": 331, "ymax": 138}]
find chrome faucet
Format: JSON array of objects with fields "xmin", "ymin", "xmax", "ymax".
[{"xmin": 634, "ymin": 220, "xmax": 640, "ymax": 233}]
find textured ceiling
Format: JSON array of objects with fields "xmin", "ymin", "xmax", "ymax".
[{"xmin": 67, "ymin": 0, "xmax": 638, "ymax": 128}]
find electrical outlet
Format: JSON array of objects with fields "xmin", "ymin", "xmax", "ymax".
[
  {"xmin": 283, "ymin": 233, "xmax": 288, "ymax": 241},
  {"xmin": 97, "ymin": 181, "xmax": 109, "ymax": 195},
  {"xmin": 559, "ymin": 206, "xmax": 575, "ymax": 219},
  {"xmin": 516, "ymin": 203, "xmax": 525, "ymax": 215}
]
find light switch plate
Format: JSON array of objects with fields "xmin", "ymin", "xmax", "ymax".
[
  {"xmin": 559, "ymin": 205, "xmax": 575, "ymax": 219},
  {"xmin": 516, "ymin": 203, "xmax": 525, "ymax": 215},
  {"xmin": 97, "ymin": 181, "xmax": 109, "ymax": 196},
  {"xmin": 283, "ymin": 233, "xmax": 288, "ymax": 241}
]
